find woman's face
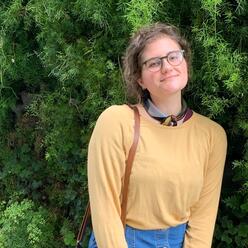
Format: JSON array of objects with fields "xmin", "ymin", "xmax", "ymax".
[{"xmin": 138, "ymin": 36, "xmax": 188, "ymax": 102}]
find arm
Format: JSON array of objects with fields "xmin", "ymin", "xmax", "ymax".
[
  {"xmin": 184, "ymin": 125, "xmax": 227, "ymax": 248},
  {"xmin": 88, "ymin": 107, "xmax": 131, "ymax": 248}
]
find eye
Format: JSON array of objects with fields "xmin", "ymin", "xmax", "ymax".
[
  {"xmin": 168, "ymin": 52, "xmax": 180, "ymax": 62},
  {"xmin": 147, "ymin": 58, "xmax": 161, "ymax": 68}
]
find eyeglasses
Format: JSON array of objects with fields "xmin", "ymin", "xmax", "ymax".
[{"xmin": 142, "ymin": 50, "xmax": 185, "ymax": 72}]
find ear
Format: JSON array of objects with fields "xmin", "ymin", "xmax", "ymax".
[{"xmin": 137, "ymin": 78, "xmax": 146, "ymax": 90}]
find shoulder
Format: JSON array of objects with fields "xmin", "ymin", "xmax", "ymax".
[
  {"xmin": 96, "ymin": 104, "xmax": 134, "ymax": 128},
  {"xmin": 193, "ymin": 112, "xmax": 226, "ymax": 133},
  {"xmin": 98, "ymin": 104, "xmax": 133, "ymax": 120},
  {"xmin": 90, "ymin": 105, "xmax": 134, "ymax": 154},
  {"xmin": 93, "ymin": 104, "xmax": 134, "ymax": 136},
  {"xmin": 192, "ymin": 111, "xmax": 227, "ymax": 144}
]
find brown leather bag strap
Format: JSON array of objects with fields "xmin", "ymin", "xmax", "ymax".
[
  {"xmin": 121, "ymin": 106, "xmax": 140, "ymax": 226},
  {"xmin": 76, "ymin": 201, "xmax": 91, "ymax": 247},
  {"xmin": 76, "ymin": 106, "xmax": 140, "ymax": 247}
]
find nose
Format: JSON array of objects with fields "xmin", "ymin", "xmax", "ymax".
[{"xmin": 161, "ymin": 59, "xmax": 173, "ymax": 73}]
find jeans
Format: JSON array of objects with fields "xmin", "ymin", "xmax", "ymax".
[{"xmin": 88, "ymin": 223, "xmax": 187, "ymax": 248}]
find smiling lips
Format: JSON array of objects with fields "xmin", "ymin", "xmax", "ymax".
[{"xmin": 160, "ymin": 74, "xmax": 178, "ymax": 81}]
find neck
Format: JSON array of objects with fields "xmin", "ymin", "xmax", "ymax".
[{"xmin": 150, "ymin": 93, "xmax": 182, "ymax": 116}]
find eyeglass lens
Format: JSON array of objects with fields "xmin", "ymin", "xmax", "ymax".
[{"xmin": 145, "ymin": 50, "xmax": 184, "ymax": 72}]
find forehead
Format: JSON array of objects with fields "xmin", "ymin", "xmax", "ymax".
[{"xmin": 141, "ymin": 35, "xmax": 181, "ymax": 60}]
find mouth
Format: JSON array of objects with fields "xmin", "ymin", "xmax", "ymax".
[{"xmin": 160, "ymin": 75, "xmax": 178, "ymax": 81}]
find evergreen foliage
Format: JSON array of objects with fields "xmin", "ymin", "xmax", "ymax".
[
  {"xmin": 0, "ymin": 199, "xmax": 56, "ymax": 247},
  {"xmin": 0, "ymin": 0, "xmax": 247, "ymax": 247}
]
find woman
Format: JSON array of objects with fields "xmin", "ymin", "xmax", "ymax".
[{"xmin": 87, "ymin": 23, "xmax": 227, "ymax": 248}]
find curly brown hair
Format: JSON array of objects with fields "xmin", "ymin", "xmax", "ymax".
[{"xmin": 122, "ymin": 22, "xmax": 191, "ymax": 103}]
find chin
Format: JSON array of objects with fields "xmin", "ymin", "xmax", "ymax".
[{"xmin": 162, "ymin": 82, "xmax": 186, "ymax": 92}]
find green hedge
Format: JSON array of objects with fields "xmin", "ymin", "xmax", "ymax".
[{"xmin": 0, "ymin": 0, "xmax": 247, "ymax": 247}]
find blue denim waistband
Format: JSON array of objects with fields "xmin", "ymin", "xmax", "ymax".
[
  {"xmin": 88, "ymin": 222, "xmax": 187, "ymax": 248},
  {"xmin": 125, "ymin": 223, "xmax": 187, "ymax": 248}
]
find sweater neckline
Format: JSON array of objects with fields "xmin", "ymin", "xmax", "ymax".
[{"xmin": 124, "ymin": 104, "xmax": 196, "ymax": 130}]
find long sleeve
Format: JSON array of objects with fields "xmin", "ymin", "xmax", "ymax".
[
  {"xmin": 184, "ymin": 125, "xmax": 227, "ymax": 248},
  {"xmin": 87, "ymin": 106, "xmax": 132, "ymax": 248}
]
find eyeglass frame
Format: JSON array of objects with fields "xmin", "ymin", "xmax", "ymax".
[{"xmin": 141, "ymin": 50, "xmax": 185, "ymax": 72}]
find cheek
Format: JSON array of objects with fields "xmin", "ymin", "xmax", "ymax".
[
  {"xmin": 182, "ymin": 71, "xmax": 188, "ymax": 87},
  {"xmin": 184, "ymin": 68, "xmax": 188, "ymax": 80},
  {"xmin": 181, "ymin": 63, "xmax": 188, "ymax": 80},
  {"xmin": 140, "ymin": 71, "xmax": 151, "ymax": 85}
]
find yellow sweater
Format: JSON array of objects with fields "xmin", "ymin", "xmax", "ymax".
[{"xmin": 88, "ymin": 104, "xmax": 227, "ymax": 248}]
